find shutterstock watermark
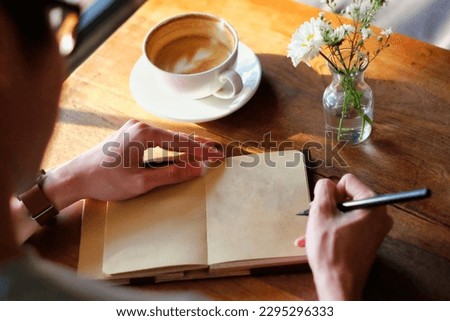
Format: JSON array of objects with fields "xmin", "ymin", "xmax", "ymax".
[
  {"xmin": 101, "ymin": 131, "xmax": 348, "ymax": 169},
  {"xmin": 303, "ymin": 131, "xmax": 348, "ymax": 168}
]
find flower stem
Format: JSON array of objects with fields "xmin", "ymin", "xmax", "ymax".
[
  {"xmin": 319, "ymin": 51, "xmax": 339, "ymax": 72},
  {"xmin": 340, "ymin": 73, "xmax": 365, "ymax": 142}
]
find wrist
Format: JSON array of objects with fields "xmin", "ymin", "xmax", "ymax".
[
  {"xmin": 13, "ymin": 165, "xmax": 86, "ymax": 243},
  {"xmin": 10, "ymin": 196, "xmax": 41, "ymax": 244},
  {"xmin": 17, "ymin": 170, "xmax": 60, "ymax": 228},
  {"xmin": 42, "ymin": 164, "xmax": 86, "ymax": 211},
  {"xmin": 313, "ymin": 267, "xmax": 361, "ymax": 301}
]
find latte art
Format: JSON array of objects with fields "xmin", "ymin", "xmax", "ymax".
[
  {"xmin": 153, "ymin": 36, "xmax": 231, "ymax": 74},
  {"xmin": 142, "ymin": 13, "xmax": 242, "ymax": 99}
]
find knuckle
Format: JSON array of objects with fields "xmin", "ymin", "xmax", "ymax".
[
  {"xmin": 127, "ymin": 122, "xmax": 152, "ymax": 141},
  {"xmin": 317, "ymin": 178, "xmax": 335, "ymax": 190},
  {"xmin": 127, "ymin": 119, "xmax": 140, "ymax": 126},
  {"xmin": 121, "ymin": 119, "xmax": 140, "ymax": 130},
  {"xmin": 130, "ymin": 121, "xmax": 150, "ymax": 136}
]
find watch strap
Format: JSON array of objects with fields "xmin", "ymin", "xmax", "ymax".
[{"xmin": 18, "ymin": 170, "xmax": 59, "ymax": 226}]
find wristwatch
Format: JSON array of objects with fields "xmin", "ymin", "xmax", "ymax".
[{"xmin": 18, "ymin": 170, "xmax": 59, "ymax": 226}]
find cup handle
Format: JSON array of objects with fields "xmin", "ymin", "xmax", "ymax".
[{"xmin": 213, "ymin": 70, "xmax": 243, "ymax": 99}]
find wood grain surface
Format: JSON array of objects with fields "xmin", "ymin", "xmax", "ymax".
[{"xmin": 32, "ymin": 0, "xmax": 449, "ymax": 300}]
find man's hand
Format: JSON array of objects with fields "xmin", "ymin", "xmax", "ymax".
[{"xmin": 299, "ymin": 174, "xmax": 393, "ymax": 300}]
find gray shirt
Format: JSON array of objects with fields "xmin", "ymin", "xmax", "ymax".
[{"xmin": 0, "ymin": 249, "xmax": 205, "ymax": 301}]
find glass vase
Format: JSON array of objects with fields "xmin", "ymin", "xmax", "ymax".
[{"xmin": 322, "ymin": 54, "xmax": 374, "ymax": 144}]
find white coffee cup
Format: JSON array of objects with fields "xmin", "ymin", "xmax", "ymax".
[{"xmin": 143, "ymin": 13, "xmax": 243, "ymax": 100}]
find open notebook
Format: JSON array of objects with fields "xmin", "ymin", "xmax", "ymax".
[{"xmin": 78, "ymin": 150, "xmax": 310, "ymax": 282}]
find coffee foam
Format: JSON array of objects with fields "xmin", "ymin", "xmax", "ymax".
[
  {"xmin": 171, "ymin": 40, "xmax": 223, "ymax": 74},
  {"xmin": 154, "ymin": 37, "xmax": 231, "ymax": 74},
  {"xmin": 145, "ymin": 14, "xmax": 236, "ymax": 74}
]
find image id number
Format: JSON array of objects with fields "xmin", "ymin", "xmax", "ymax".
[{"xmin": 258, "ymin": 306, "xmax": 333, "ymax": 317}]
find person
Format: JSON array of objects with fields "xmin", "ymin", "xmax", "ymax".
[{"xmin": 0, "ymin": 0, "xmax": 392, "ymax": 300}]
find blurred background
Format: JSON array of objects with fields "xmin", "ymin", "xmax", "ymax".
[
  {"xmin": 67, "ymin": 0, "xmax": 144, "ymax": 72},
  {"xmin": 68, "ymin": 0, "xmax": 449, "ymax": 73},
  {"xmin": 297, "ymin": 0, "xmax": 450, "ymax": 50}
]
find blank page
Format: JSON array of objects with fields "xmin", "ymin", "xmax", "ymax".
[
  {"xmin": 103, "ymin": 177, "xmax": 208, "ymax": 275},
  {"xmin": 205, "ymin": 151, "xmax": 309, "ymax": 265}
]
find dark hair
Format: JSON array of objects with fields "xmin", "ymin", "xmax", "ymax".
[{"xmin": 0, "ymin": 0, "xmax": 52, "ymax": 52}]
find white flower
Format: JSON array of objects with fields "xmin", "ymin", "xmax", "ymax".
[
  {"xmin": 344, "ymin": 24, "xmax": 355, "ymax": 32},
  {"xmin": 287, "ymin": 17, "xmax": 325, "ymax": 67},
  {"xmin": 331, "ymin": 26, "xmax": 346, "ymax": 42},
  {"xmin": 322, "ymin": 24, "xmax": 354, "ymax": 45},
  {"xmin": 344, "ymin": 3, "xmax": 358, "ymax": 19},
  {"xmin": 338, "ymin": 24, "xmax": 355, "ymax": 37},
  {"xmin": 344, "ymin": 2, "xmax": 368, "ymax": 20},
  {"xmin": 361, "ymin": 28, "xmax": 373, "ymax": 40},
  {"xmin": 381, "ymin": 27, "xmax": 393, "ymax": 37}
]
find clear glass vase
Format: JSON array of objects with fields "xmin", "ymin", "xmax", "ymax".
[{"xmin": 322, "ymin": 53, "xmax": 374, "ymax": 144}]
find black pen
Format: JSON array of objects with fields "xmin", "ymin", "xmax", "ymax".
[{"xmin": 297, "ymin": 188, "xmax": 431, "ymax": 216}]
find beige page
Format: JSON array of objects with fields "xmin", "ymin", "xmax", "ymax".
[
  {"xmin": 103, "ymin": 177, "xmax": 208, "ymax": 275},
  {"xmin": 102, "ymin": 151, "xmax": 309, "ymax": 276},
  {"xmin": 205, "ymin": 150, "xmax": 309, "ymax": 266}
]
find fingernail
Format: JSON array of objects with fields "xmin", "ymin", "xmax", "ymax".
[
  {"xmin": 294, "ymin": 237, "xmax": 306, "ymax": 248},
  {"xmin": 208, "ymin": 143, "xmax": 224, "ymax": 153},
  {"xmin": 208, "ymin": 145, "xmax": 219, "ymax": 152}
]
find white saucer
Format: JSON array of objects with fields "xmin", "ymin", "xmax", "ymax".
[{"xmin": 129, "ymin": 42, "xmax": 262, "ymax": 123}]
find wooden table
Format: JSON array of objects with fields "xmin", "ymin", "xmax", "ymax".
[{"xmin": 31, "ymin": 0, "xmax": 450, "ymax": 300}]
